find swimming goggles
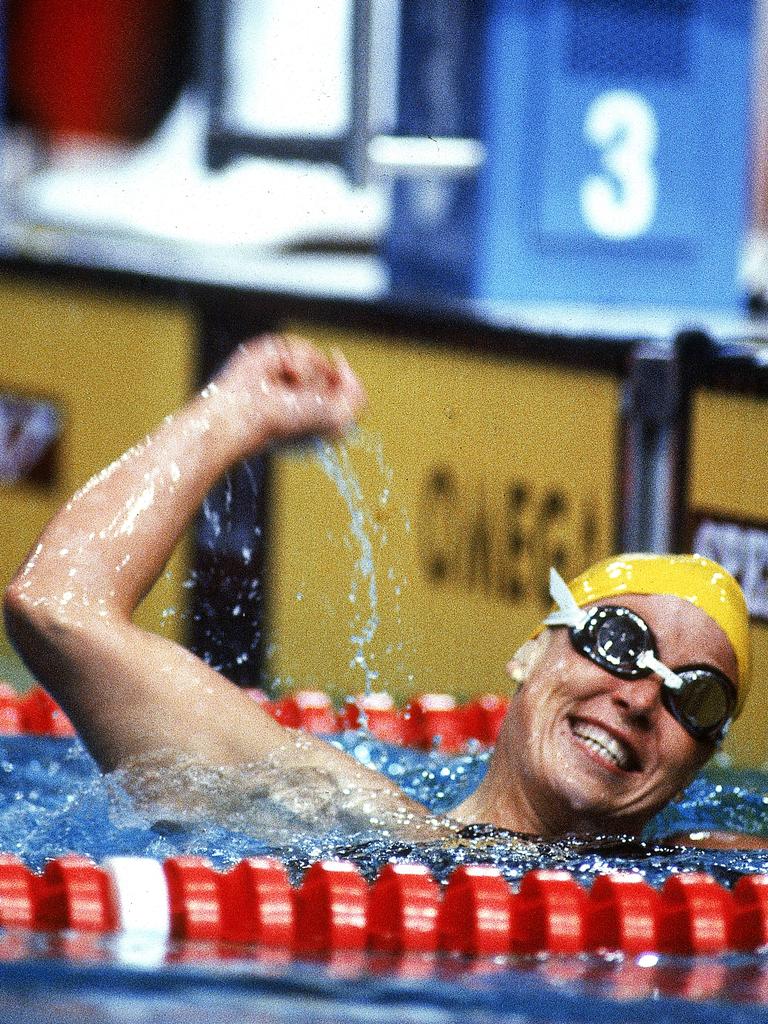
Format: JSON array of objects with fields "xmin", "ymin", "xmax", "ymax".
[{"xmin": 542, "ymin": 568, "xmax": 736, "ymax": 742}]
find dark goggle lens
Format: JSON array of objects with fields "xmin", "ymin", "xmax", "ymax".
[
  {"xmin": 663, "ymin": 668, "xmax": 736, "ymax": 740},
  {"xmin": 571, "ymin": 607, "xmax": 654, "ymax": 678},
  {"xmin": 569, "ymin": 606, "xmax": 736, "ymax": 741}
]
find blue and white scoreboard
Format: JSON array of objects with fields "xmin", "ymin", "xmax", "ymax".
[{"xmin": 387, "ymin": 1, "xmax": 754, "ymax": 310}]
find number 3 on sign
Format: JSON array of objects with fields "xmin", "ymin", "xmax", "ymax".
[{"xmin": 580, "ymin": 90, "xmax": 659, "ymax": 240}]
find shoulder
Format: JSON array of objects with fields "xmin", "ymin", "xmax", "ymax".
[{"xmin": 663, "ymin": 830, "xmax": 768, "ymax": 850}]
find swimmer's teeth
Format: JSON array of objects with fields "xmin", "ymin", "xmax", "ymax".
[
  {"xmin": 584, "ymin": 737, "xmax": 623, "ymax": 768},
  {"xmin": 572, "ymin": 722, "xmax": 631, "ymax": 770}
]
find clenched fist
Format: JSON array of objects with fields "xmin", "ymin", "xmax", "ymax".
[{"xmin": 208, "ymin": 334, "xmax": 367, "ymax": 456}]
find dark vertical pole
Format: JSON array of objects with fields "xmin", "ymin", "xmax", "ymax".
[
  {"xmin": 189, "ymin": 304, "xmax": 278, "ymax": 688},
  {"xmin": 346, "ymin": 0, "xmax": 372, "ymax": 185},
  {"xmin": 199, "ymin": 0, "xmax": 230, "ymax": 170},
  {"xmin": 620, "ymin": 332, "xmax": 714, "ymax": 554},
  {"xmin": 621, "ymin": 343, "xmax": 681, "ymax": 553},
  {"xmin": 670, "ymin": 330, "xmax": 716, "ymax": 552}
]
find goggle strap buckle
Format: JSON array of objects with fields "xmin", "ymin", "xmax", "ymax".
[{"xmin": 544, "ymin": 567, "xmax": 594, "ymax": 630}]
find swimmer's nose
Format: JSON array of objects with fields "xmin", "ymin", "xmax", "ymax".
[{"xmin": 611, "ymin": 677, "xmax": 661, "ymax": 727}]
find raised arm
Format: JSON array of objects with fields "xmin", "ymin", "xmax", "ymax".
[{"xmin": 2, "ymin": 337, "xmax": 372, "ymax": 777}]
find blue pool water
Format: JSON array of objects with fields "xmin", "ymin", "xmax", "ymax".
[{"xmin": 3, "ymin": 733, "xmax": 768, "ymax": 1023}]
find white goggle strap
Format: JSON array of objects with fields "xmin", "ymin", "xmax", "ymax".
[
  {"xmin": 541, "ymin": 567, "xmax": 594, "ymax": 631},
  {"xmin": 635, "ymin": 650, "xmax": 684, "ymax": 691}
]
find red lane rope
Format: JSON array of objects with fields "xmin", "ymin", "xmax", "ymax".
[
  {"xmin": 0, "ymin": 854, "xmax": 766, "ymax": 957},
  {"xmin": 0, "ymin": 684, "xmax": 510, "ymax": 749},
  {"xmin": 0, "ymin": 685, "xmax": 76, "ymax": 738}
]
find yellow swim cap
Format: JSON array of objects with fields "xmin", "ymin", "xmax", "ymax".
[{"xmin": 560, "ymin": 553, "xmax": 751, "ymax": 716}]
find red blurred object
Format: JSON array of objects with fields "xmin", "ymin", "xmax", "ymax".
[
  {"xmin": 368, "ymin": 863, "xmax": 441, "ymax": 954},
  {"xmin": 36, "ymin": 855, "xmax": 115, "ymax": 933},
  {"xmin": 659, "ymin": 873, "xmax": 733, "ymax": 954},
  {"xmin": 0, "ymin": 685, "xmax": 23, "ymax": 735},
  {"xmin": 407, "ymin": 694, "xmax": 466, "ymax": 752},
  {"xmin": 731, "ymin": 874, "xmax": 768, "ymax": 950},
  {"xmin": 7, "ymin": 0, "xmax": 181, "ymax": 141},
  {"xmin": 586, "ymin": 872, "xmax": 659, "ymax": 953},
  {"xmin": 340, "ymin": 693, "xmax": 411, "ymax": 745},
  {"xmin": 655, "ymin": 961, "xmax": 731, "ymax": 1001},
  {"xmin": 512, "ymin": 870, "xmax": 587, "ymax": 954},
  {"xmin": 220, "ymin": 858, "xmax": 294, "ymax": 947},
  {"xmin": 272, "ymin": 691, "xmax": 340, "ymax": 734},
  {"xmin": 439, "ymin": 865, "xmax": 513, "ymax": 957},
  {"xmin": 20, "ymin": 687, "xmax": 76, "ymax": 737},
  {"xmin": 0, "ymin": 854, "xmax": 38, "ymax": 929},
  {"xmin": 164, "ymin": 856, "xmax": 223, "ymax": 941},
  {"xmin": 463, "ymin": 694, "xmax": 509, "ymax": 744},
  {"xmin": 268, "ymin": 698, "xmax": 300, "ymax": 727},
  {"xmin": 293, "ymin": 861, "xmax": 368, "ymax": 955}
]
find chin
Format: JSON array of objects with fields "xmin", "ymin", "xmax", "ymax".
[{"xmin": 547, "ymin": 779, "xmax": 651, "ymax": 835}]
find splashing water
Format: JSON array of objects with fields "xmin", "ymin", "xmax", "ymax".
[
  {"xmin": 4, "ymin": 735, "xmax": 768, "ymax": 890},
  {"xmin": 313, "ymin": 438, "xmax": 381, "ymax": 696},
  {"xmin": 306, "ymin": 429, "xmax": 413, "ymax": 703},
  {"xmin": 201, "ymin": 491, "xmax": 223, "ymax": 542},
  {"xmin": 182, "ymin": 425, "xmax": 409, "ymax": 698}
]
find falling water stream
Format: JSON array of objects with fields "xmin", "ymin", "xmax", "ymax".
[
  {"xmin": 192, "ymin": 430, "xmax": 397, "ymax": 697},
  {"xmin": 313, "ymin": 438, "xmax": 380, "ymax": 696}
]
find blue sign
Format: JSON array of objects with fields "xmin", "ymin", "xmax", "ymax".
[{"xmin": 388, "ymin": 0, "xmax": 754, "ymax": 310}]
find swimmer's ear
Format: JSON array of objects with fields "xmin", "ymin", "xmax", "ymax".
[
  {"xmin": 507, "ymin": 659, "xmax": 526, "ymax": 688},
  {"xmin": 506, "ymin": 635, "xmax": 548, "ymax": 691}
]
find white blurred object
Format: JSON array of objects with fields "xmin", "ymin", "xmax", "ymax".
[
  {"xmin": 15, "ymin": 91, "xmax": 386, "ymax": 249},
  {"xmin": 225, "ymin": 0, "xmax": 351, "ymax": 137},
  {"xmin": 741, "ymin": 230, "xmax": 768, "ymax": 305}
]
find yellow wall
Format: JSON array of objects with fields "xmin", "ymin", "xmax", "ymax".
[
  {"xmin": 267, "ymin": 327, "xmax": 621, "ymax": 702},
  {"xmin": 689, "ymin": 389, "xmax": 768, "ymax": 767},
  {"xmin": 0, "ymin": 278, "xmax": 195, "ymax": 677}
]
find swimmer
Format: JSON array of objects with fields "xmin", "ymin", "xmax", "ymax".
[{"xmin": 2, "ymin": 335, "xmax": 760, "ymax": 847}]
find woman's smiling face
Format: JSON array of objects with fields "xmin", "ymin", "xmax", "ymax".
[{"xmin": 501, "ymin": 593, "xmax": 739, "ymax": 835}]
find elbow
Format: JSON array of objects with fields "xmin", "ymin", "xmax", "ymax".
[
  {"xmin": 3, "ymin": 577, "xmax": 102, "ymax": 698},
  {"xmin": 3, "ymin": 576, "xmax": 84, "ymax": 664},
  {"xmin": 3, "ymin": 577, "xmax": 126, "ymax": 710},
  {"xmin": 3, "ymin": 576, "xmax": 50, "ymax": 662},
  {"xmin": 3, "ymin": 577, "xmax": 32, "ymax": 653},
  {"xmin": 3, "ymin": 578, "xmax": 78, "ymax": 704}
]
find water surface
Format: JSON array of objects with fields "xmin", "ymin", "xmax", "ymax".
[{"xmin": 2, "ymin": 733, "xmax": 767, "ymax": 889}]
